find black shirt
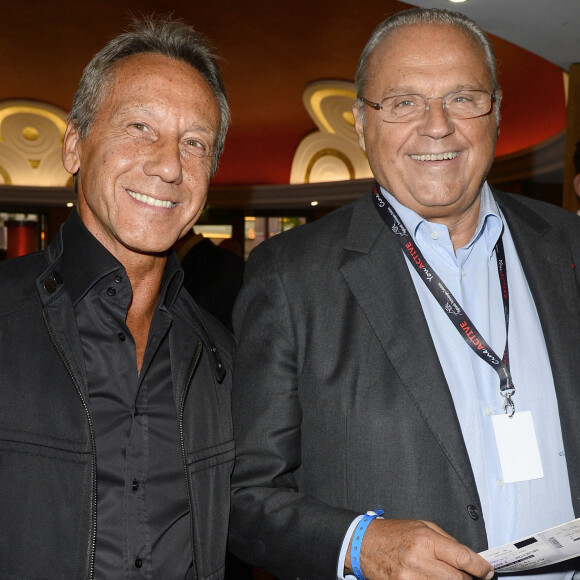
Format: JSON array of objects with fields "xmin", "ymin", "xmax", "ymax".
[{"xmin": 61, "ymin": 211, "xmax": 193, "ymax": 579}]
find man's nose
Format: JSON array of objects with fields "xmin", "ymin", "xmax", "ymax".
[
  {"xmin": 143, "ymin": 137, "xmax": 183, "ymax": 183},
  {"xmin": 418, "ymin": 97, "xmax": 455, "ymax": 139}
]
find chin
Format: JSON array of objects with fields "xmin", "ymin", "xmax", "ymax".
[{"xmin": 122, "ymin": 237, "xmax": 174, "ymax": 255}]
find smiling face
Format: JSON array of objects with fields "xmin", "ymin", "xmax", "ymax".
[
  {"xmin": 353, "ymin": 23, "xmax": 500, "ymax": 235},
  {"xmin": 62, "ymin": 52, "xmax": 221, "ymax": 259}
]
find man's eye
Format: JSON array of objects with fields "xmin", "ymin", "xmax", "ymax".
[
  {"xmin": 185, "ymin": 139, "xmax": 208, "ymax": 154},
  {"xmin": 131, "ymin": 123, "xmax": 148, "ymax": 131},
  {"xmin": 394, "ymin": 98, "xmax": 418, "ymax": 108}
]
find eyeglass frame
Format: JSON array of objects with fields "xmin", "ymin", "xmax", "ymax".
[{"xmin": 358, "ymin": 89, "xmax": 497, "ymax": 123}]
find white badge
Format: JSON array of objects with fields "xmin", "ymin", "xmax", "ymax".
[{"xmin": 491, "ymin": 411, "xmax": 544, "ymax": 483}]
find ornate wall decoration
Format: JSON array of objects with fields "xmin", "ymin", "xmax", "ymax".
[
  {"xmin": 290, "ymin": 81, "xmax": 372, "ymax": 184},
  {"xmin": 0, "ymin": 100, "xmax": 71, "ymax": 186}
]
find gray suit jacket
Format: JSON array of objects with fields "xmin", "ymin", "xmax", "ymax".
[{"xmin": 229, "ymin": 189, "xmax": 580, "ymax": 580}]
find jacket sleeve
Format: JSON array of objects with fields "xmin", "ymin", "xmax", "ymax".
[{"xmin": 229, "ymin": 240, "xmax": 357, "ymax": 580}]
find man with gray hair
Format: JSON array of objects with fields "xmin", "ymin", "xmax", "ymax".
[
  {"xmin": 0, "ymin": 16, "xmax": 234, "ymax": 579},
  {"xmin": 229, "ymin": 8, "xmax": 580, "ymax": 580}
]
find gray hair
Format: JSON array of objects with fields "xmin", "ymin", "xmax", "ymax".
[
  {"xmin": 355, "ymin": 8, "xmax": 502, "ymax": 124},
  {"xmin": 68, "ymin": 15, "xmax": 230, "ymax": 176}
]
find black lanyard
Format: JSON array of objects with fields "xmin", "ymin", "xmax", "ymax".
[{"xmin": 372, "ymin": 183, "xmax": 516, "ymax": 416}]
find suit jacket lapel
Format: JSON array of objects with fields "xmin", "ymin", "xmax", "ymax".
[
  {"xmin": 496, "ymin": 191, "xmax": 580, "ymax": 515},
  {"xmin": 495, "ymin": 191, "xmax": 580, "ymax": 386},
  {"xmin": 339, "ymin": 193, "xmax": 481, "ymax": 503}
]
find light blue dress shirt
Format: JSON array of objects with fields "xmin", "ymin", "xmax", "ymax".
[{"xmin": 339, "ymin": 184, "xmax": 576, "ymax": 580}]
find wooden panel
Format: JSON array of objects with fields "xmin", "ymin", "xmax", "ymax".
[{"xmin": 563, "ymin": 63, "xmax": 580, "ymax": 213}]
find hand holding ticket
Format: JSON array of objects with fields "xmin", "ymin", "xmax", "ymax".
[{"xmin": 479, "ymin": 518, "xmax": 580, "ymax": 573}]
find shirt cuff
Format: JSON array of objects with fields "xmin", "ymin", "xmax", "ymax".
[{"xmin": 337, "ymin": 515, "xmax": 364, "ymax": 580}]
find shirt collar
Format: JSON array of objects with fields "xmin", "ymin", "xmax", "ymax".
[
  {"xmin": 60, "ymin": 208, "xmax": 183, "ymax": 309},
  {"xmin": 380, "ymin": 181, "xmax": 503, "ymax": 258},
  {"xmin": 160, "ymin": 251, "xmax": 184, "ymax": 311},
  {"xmin": 474, "ymin": 183, "xmax": 504, "ymax": 258}
]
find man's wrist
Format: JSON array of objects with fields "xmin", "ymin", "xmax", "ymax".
[{"xmin": 349, "ymin": 510, "xmax": 385, "ymax": 580}]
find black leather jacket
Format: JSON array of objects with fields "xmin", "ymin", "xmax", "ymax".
[{"xmin": 0, "ymin": 221, "xmax": 235, "ymax": 580}]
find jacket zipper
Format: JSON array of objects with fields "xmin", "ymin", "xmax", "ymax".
[
  {"xmin": 43, "ymin": 310, "xmax": 97, "ymax": 580},
  {"xmin": 180, "ymin": 339, "xmax": 204, "ymax": 580}
]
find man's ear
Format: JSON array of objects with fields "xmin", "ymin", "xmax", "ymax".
[
  {"xmin": 62, "ymin": 122, "xmax": 82, "ymax": 175},
  {"xmin": 352, "ymin": 102, "xmax": 366, "ymax": 153},
  {"xmin": 573, "ymin": 173, "xmax": 580, "ymax": 198}
]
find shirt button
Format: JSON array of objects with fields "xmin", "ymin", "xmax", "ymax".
[
  {"xmin": 132, "ymin": 479, "xmax": 139, "ymax": 492},
  {"xmin": 135, "ymin": 558, "xmax": 142, "ymax": 568},
  {"xmin": 118, "ymin": 332, "xmax": 126, "ymax": 342},
  {"xmin": 497, "ymin": 478, "xmax": 505, "ymax": 487},
  {"xmin": 461, "ymin": 268, "xmax": 467, "ymax": 277},
  {"xmin": 107, "ymin": 287, "xmax": 116, "ymax": 296},
  {"xmin": 485, "ymin": 407, "xmax": 493, "ymax": 416},
  {"xmin": 114, "ymin": 275, "xmax": 123, "ymax": 283},
  {"xmin": 430, "ymin": 231, "xmax": 439, "ymax": 240}
]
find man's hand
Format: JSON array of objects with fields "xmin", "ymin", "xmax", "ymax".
[{"xmin": 346, "ymin": 518, "xmax": 494, "ymax": 580}]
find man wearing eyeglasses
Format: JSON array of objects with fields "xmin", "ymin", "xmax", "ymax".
[{"xmin": 229, "ymin": 7, "xmax": 580, "ymax": 580}]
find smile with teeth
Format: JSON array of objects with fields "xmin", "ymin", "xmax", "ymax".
[
  {"xmin": 410, "ymin": 152, "xmax": 460, "ymax": 161},
  {"xmin": 127, "ymin": 189, "xmax": 176, "ymax": 208}
]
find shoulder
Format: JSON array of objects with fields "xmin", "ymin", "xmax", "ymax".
[
  {"xmin": 173, "ymin": 286, "xmax": 235, "ymax": 352},
  {"xmin": 494, "ymin": 189, "xmax": 579, "ymax": 226},
  {"xmin": 280, "ymin": 200, "xmax": 357, "ymax": 243},
  {"xmin": 248, "ymin": 197, "xmax": 364, "ymax": 268},
  {"xmin": 492, "ymin": 188, "xmax": 580, "ymax": 245},
  {"xmin": 0, "ymin": 251, "xmax": 47, "ymax": 308}
]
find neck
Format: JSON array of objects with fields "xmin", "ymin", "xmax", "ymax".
[
  {"xmin": 422, "ymin": 199, "xmax": 481, "ymax": 254},
  {"xmin": 446, "ymin": 219, "xmax": 478, "ymax": 253},
  {"xmin": 124, "ymin": 256, "xmax": 167, "ymax": 374}
]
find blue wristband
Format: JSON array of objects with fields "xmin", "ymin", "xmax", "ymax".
[{"xmin": 350, "ymin": 510, "xmax": 384, "ymax": 580}]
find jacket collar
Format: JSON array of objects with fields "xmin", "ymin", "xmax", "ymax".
[{"xmin": 46, "ymin": 208, "xmax": 183, "ymax": 310}]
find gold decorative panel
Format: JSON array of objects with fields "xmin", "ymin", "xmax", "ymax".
[
  {"xmin": 0, "ymin": 100, "xmax": 70, "ymax": 186},
  {"xmin": 290, "ymin": 81, "xmax": 372, "ymax": 184}
]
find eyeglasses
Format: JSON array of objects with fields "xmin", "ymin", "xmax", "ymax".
[{"xmin": 359, "ymin": 89, "xmax": 496, "ymax": 123}]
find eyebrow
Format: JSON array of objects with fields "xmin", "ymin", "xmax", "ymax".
[
  {"xmin": 112, "ymin": 103, "xmax": 217, "ymax": 136},
  {"xmin": 112, "ymin": 103, "xmax": 157, "ymax": 119}
]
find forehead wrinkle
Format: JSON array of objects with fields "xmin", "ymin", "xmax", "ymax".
[{"xmin": 370, "ymin": 25, "xmax": 493, "ymax": 93}]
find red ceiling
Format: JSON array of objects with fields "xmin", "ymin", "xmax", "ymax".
[{"xmin": 0, "ymin": 0, "xmax": 567, "ymax": 187}]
